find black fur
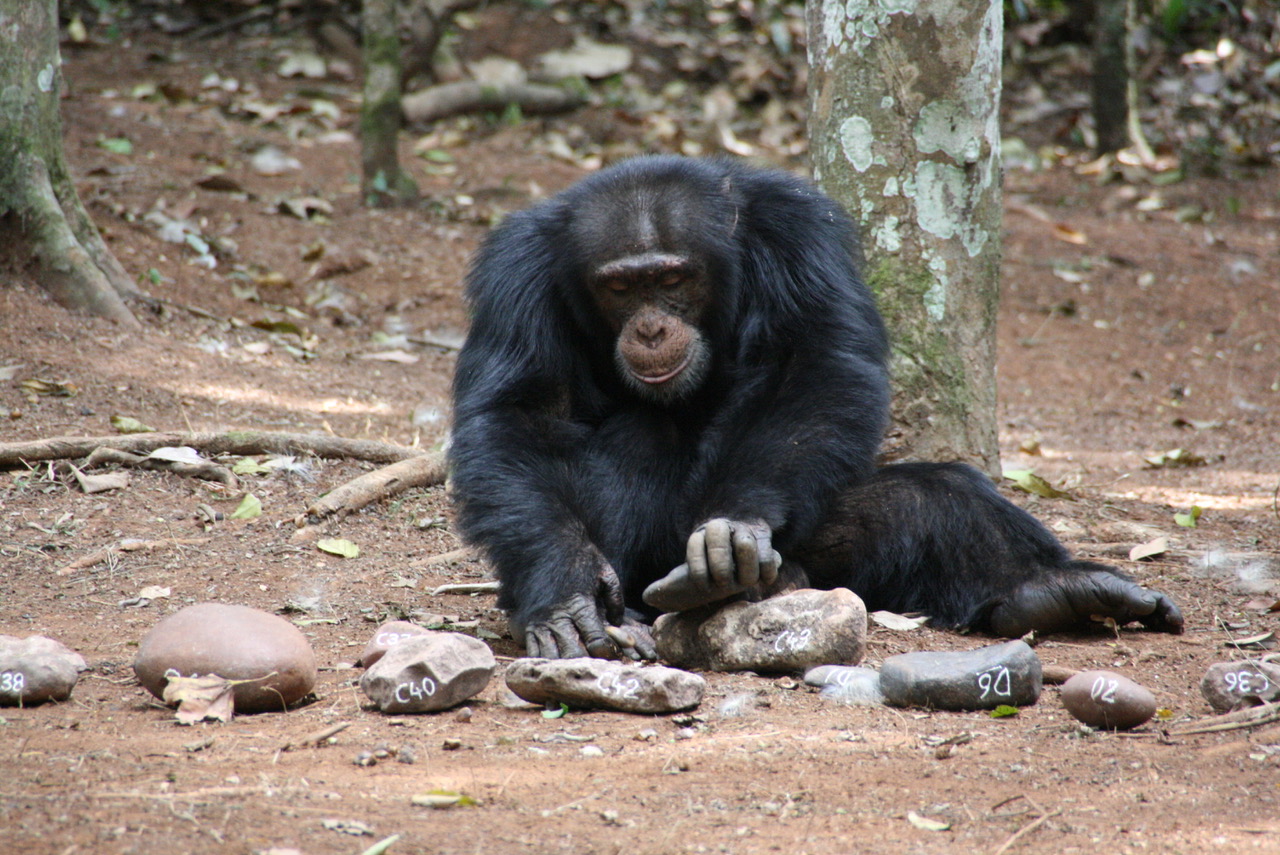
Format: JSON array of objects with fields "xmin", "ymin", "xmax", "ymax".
[{"xmin": 449, "ymin": 155, "xmax": 1182, "ymax": 650}]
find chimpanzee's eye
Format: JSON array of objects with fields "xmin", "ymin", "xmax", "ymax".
[
  {"xmin": 604, "ymin": 279, "xmax": 628, "ymax": 293},
  {"xmin": 657, "ymin": 272, "xmax": 682, "ymax": 288}
]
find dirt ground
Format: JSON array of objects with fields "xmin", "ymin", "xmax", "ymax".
[{"xmin": 2, "ymin": 20, "xmax": 1279, "ymax": 855}]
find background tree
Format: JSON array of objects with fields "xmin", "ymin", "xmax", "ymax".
[
  {"xmin": 806, "ymin": 0, "xmax": 1003, "ymax": 475},
  {"xmin": 0, "ymin": 0, "xmax": 138, "ymax": 327}
]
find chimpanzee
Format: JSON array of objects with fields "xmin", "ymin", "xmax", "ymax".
[{"xmin": 449, "ymin": 155, "xmax": 1183, "ymax": 660}]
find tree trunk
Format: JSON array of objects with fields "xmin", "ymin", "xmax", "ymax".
[
  {"xmin": 361, "ymin": 0, "xmax": 418, "ymax": 207},
  {"xmin": 806, "ymin": 0, "xmax": 1002, "ymax": 475},
  {"xmin": 0, "ymin": 0, "xmax": 138, "ymax": 327},
  {"xmin": 1093, "ymin": 0, "xmax": 1128, "ymax": 154}
]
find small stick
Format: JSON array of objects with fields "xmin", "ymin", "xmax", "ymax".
[{"xmin": 993, "ymin": 809, "xmax": 1061, "ymax": 855}]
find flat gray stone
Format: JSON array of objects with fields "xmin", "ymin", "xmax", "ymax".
[
  {"xmin": 1061, "ymin": 669, "xmax": 1156, "ymax": 730},
  {"xmin": 360, "ymin": 632, "xmax": 496, "ymax": 714},
  {"xmin": 1200, "ymin": 660, "xmax": 1280, "ymax": 713},
  {"xmin": 504, "ymin": 657, "xmax": 705, "ymax": 714},
  {"xmin": 359, "ymin": 620, "xmax": 432, "ymax": 668},
  {"xmin": 804, "ymin": 664, "xmax": 885, "ymax": 706},
  {"xmin": 653, "ymin": 588, "xmax": 867, "ymax": 674},
  {"xmin": 879, "ymin": 640, "xmax": 1043, "ymax": 711},
  {"xmin": 0, "ymin": 635, "xmax": 87, "ymax": 706},
  {"xmin": 133, "ymin": 603, "xmax": 317, "ymax": 713}
]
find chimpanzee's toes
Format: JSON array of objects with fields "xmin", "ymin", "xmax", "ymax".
[{"xmin": 989, "ymin": 570, "xmax": 1185, "ymax": 637}]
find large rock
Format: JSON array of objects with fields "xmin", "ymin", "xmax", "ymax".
[
  {"xmin": 505, "ymin": 658, "xmax": 705, "ymax": 714},
  {"xmin": 653, "ymin": 588, "xmax": 866, "ymax": 673},
  {"xmin": 1199, "ymin": 660, "xmax": 1280, "ymax": 713},
  {"xmin": 360, "ymin": 632, "xmax": 496, "ymax": 713},
  {"xmin": 0, "ymin": 635, "xmax": 87, "ymax": 706},
  {"xmin": 1061, "ymin": 670, "xmax": 1156, "ymax": 730},
  {"xmin": 133, "ymin": 603, "xmax": 317, "ymax": 713},
  {"xmin": 879, "ymin": 640, "xmax": 1042, "ymax": 711},
  {"xmin": 359, "ymin": 620, "xmax": 432, "ymax": 668}
]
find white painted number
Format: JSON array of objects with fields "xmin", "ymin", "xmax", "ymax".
[
  {"xmin": 1223, "ymin": 670, "xmax": 1270, "ymax": 695},
  {"xmin": 394, "ymin": 676, "xmax": 438, "ymax": 704},
  {"xmin": 977, "ymin": 666, "xmax": 1012, "ymax": 700},
  {"xmin": 1090, "ymin": 676, "xmax": 1119, "ymax": 704},
  {"xmin": 0, "ymin": 672, "xmax": 25, "ymax": 694},
  {"xmin": 597, "ymin": 673, "xmax": 641, "ymax": 701},
  {"xmin": 772, "ymin": 628, "xmax": 813, "ymax": 655}
]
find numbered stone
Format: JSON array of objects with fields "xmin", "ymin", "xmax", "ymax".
[
  {"xmin": 1060, "ymin": 670, "xmax": 1156, "ymax": 730},
  {"xmin": 879, "ymin": 640, "xmax": 1043, "ymax": 711},
  {"xmin": 504, "ymin": 658, "xmax": 705, "ymax": 714},
  {"xmin": 133, "ymin": 603, "xmax": 317, "ymax": 713},
  {"xmin": 0, "ymin": 635, "xmax": 87, "ymax": 706},
  {"xmin": 360, "ymin": 632, "xmax": 496, "ymax": 714},
  {"xmin": 1200, "ymin": 660, "xmax": 1280, "ymax": 713},
  {"xmin": 804, "ymin": 664, "xmax": 885, "ymax": 706},
  {"xmin": 653, "ymin": 588, "xmax": 867, "ymax": 673},
  {"xmin": 359, "ymin": 620, "xmax": 432, "ymax": 668}
]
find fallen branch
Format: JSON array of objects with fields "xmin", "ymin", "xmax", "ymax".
[
  {"xmin": 85, "ymin": 447, "xmax": 238, "ymax": 487},
  {"xmin": 402, "ymin": 80, "xmax": 586, "ymax": 124},
  {"xmin": 57, "ymin": 536, "xmax": 210, "ymax": 576},
  {"xmin": 1170, "ymin": 702, "xmax": 1280, "ymax": 736},
  {"xmin": 294, "ymin": 452, "xmax": 447, "ymax": 527},
  {"xmin": 0, "ymin": 431, "xmax": 421, "ymax": 468}
]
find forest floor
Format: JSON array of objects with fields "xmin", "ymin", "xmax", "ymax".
[{"xmin": 2, "ymin": 16, "xmax": 1279, "ymax": 855}]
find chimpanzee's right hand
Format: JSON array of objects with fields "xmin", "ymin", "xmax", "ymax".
[{"xmin": 513, "ymin": 566, "xmax": 657, "ymax": 661}]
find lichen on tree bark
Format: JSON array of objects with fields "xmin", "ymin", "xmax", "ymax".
[{"xmin": 806, "ymin": 0, "xmax": 1003, "ymax": 474}]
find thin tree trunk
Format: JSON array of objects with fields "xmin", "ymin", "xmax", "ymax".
[
  {"xmin": 361, "ymin": 0, "xmax": 418, "ymax": 207},
  {"xmin": 806, "ymin": 0, "xmax": 1003, "ymax": 475},
  {"xmin": 0, "ymin": 0, "xmax": 138, "ymax": 326}
]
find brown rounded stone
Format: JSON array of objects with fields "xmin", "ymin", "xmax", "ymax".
[
  {"xmin": 133, "ymin": 603, "xmax": 317, "ymax": 713},
  {"xmin": 1060, "ymin": 670, "xmax": 1156, "ymax": 730}
]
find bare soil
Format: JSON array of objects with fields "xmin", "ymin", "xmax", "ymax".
[{"xmin": 2, "ymin": 24, "xmax": 1279, "ymax": 855}]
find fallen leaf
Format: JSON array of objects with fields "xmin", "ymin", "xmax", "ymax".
[
  {"xmin": 870, "ymin": 610, "xmax": 929, "ymax": 631},
  {"xmin": 1052, "ymin": 223, "xmax": 1088, "ymax": 245},
  {"xmin": 72, "ymin": 465, "xmax": 130, "ymax": 493},
  {"xmin": 162, "ymin": 674, "xmax": 236, "ymax": 725},
  {"xmin": 360, "ymin": 835, "xmax": 403, "ymax": 855},
  {"xmin": 98, "ymin": 137, "xmax": 133, "ymax": 155},
  {"xmin": 110, "ymin": 415, "xmax": 155, "ymax": 434},
  {"xmin": 410, "ymin": 790, "xmax": 478, "ymax": 809},
  {"xmin": 21, "ymin": 378, "xmax": 78, "ymax": 397},
  {"xmin": 1003, "ymin": 469, "xmax": 1071, "ymax": 499},
  {"xmin": 1144, "ymin": 448, "xmax": 1208, "ymax": 468},
  {"xmin": 356, "ymin": 350, "xmax": 420, "ymax": 364},
  {"xmin": 989, "ymin": 705, "xmax": 1020, "ymax": 718},
  {"xmin": 232, "ymin": 457, "xmax": 271, "ymax": 476},
  {"xmin": 1129, "ymin": 537, "xmax": 1169, "ymax": 562},
  {"xmin": 321, "ymin": 818, "xmax": 374, "ymax": 836},
  {"xmin": 1174, "ymin": 506, "xmax": 1202, "ymax": 528},
  {"xmin": 137, "ymin": 585, "xmax": 171, "ymax": 600},
  {"xmin": 542, "ymin": 702, "xmax": 569, "ymax": 720},
  {"xmin": 231, "ymin": 494, "xmax": 263, "ymax": 520},
  {"xmin": 906, "ymin": 811, "xmax": 951, "ymax": 832},
  {"xmin": 148, "ymin": 446, "xmax": 204, "ymax": 464},
  {"xmin": 317, "ymin": 538, "xmax": 359, "ymax": 558}
]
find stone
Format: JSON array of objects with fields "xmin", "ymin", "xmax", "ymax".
[
  {"xmin": 1061, "ymin": 670, "xmax": 1156, "ymax": 730},
  {"xmin": 1041, "ymin": 664, "xmax": 1080, "ymax": 686},
  {"xmin": 1200, "ymin": 660, "xmax": 1280, "ymax": 713},
  {"xmin": 653, "ymin": 588, "xmax": 867, "ymax": 673},
  {"xmin": 0, "ymin": 635, "xmax": 87, "ymax": 706},
  {"xmin": 133, "ymin": 603, "xmax": 317, "ymax": 713},
  {"xmin": 360, "ymin": 632, "xmax": 496, "ymax": 713},
  {"xmin": 879, "ymin": 640, "xmax": 1042, "ymax": 711},
  {"xmin": 504, "ymin": 657, "xmax": 705, "ymax": 714},
  {"xmin": 804, "ymin": 664, "xmax": 885, "ymax": 706},
  {"xmin": 359, "ymin": 620, "xmax": 432, "ymax": 668}
]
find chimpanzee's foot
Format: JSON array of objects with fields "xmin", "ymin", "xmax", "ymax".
[{"xmin": 988, "ymin": 569, "xmax": 1184, "ymax": 638}]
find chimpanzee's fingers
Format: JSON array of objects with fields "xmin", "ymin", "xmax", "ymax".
[
  {"xmin": 563, "ymin": 593, "xmax": 614, "ymax": 659},
  {"xmin": 731, "ymin": 522, "xmax": 760, "ymax": 587},
  {"xmin": 686, "ymin": 526, "xmax": 709, "ymax": 588},
  {"xmin": 701, "ymin": 518, "xmax": 735, "ymax": 588},
  {"xmin": 760, "ymin": 548, "xmax": 781, "ymax": 588},
  {"xmin": 597, "ymin": 565, "xmax": 626, "ymax": 626}
]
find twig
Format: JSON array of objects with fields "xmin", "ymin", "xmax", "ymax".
[
  {"xmin": 1170, "ymin": 703, "xmax": 1280, "ymax": 736},
  {"xmin": 278, "ymin": 721, "xmax": 352, "ymax": 752},
  {"xmin": 993, "ymin": 809, "xmax": 1061, "ymax": 855},
  {"xmin": 85, "ymin": 446, "xmax": 238, "ymax": 487},
  {"xmin": 431, "ymin": 581, "xmax": 500, "ymax": 596}
]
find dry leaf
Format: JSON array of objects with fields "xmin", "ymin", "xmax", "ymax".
[
  {"xmin": 1129, "ymin": 537, "xmax": 1169, "ymax": 562},
  {"xmin": 72, "ymin": 467, "xmax": 130, "ymax": 494},
  {"xmin": 163, "ymin": 674, "xmax": 236, "ymax": 724}
]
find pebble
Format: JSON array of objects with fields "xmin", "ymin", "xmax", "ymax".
[
  {"xmin": 0, "ymin": 635, "xmax": 88, "ymax": 706},
  {"xmin": 133, "ymin": 603, "xmax": 317, "ymax": 713},
  {"xmin": 653, "ymin": 588, "xmax": 867, "ymax": 673},
  {"xmin": 1200, "ymin": 660, "xmax": 1280, "ymax": 713},
  {"xmin": 879, "ymin": 640, "xmax": 1042, "ymax": 711},
  {"xmin": 803, "ymin": 665, "xmax": 885, "ymax": 706},
  {"xmin": 1060, "ymin": 670, "xmax": 1156, "ymax": 730},
  {"xmin": 504, "ymin": 657, "xmax": 705, "ymax": 714},
  {"xmin": 359, "ymin": 620, "xmax": 432, "ymax": 668},
  {"xmin": 360, "ymin": 632, "xmax": 496, "ymax": 714}
]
